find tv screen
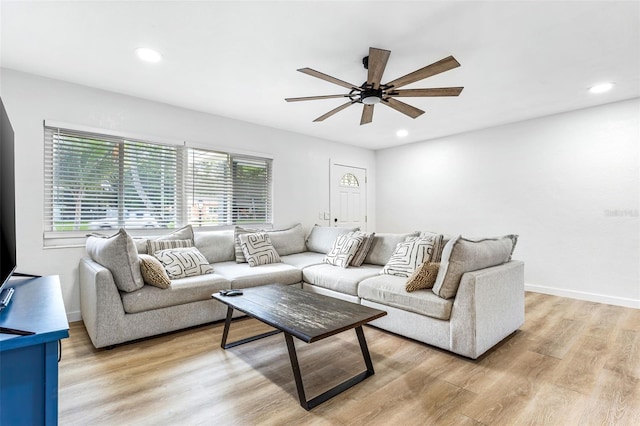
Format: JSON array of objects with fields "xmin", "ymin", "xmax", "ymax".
[{"xmin": 0, "ymin": 96, "xmax": 16, "ymax": 292}]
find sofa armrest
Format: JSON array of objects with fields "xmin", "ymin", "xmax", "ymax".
[
  {"xmin": 449, "ymin": 260, "xmax": 525, "ymax": 359},
  {"xmin": 79, "ymin": 257, "xmax": 126, "ymax": 348}
]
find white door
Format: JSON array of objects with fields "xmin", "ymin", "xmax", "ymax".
[{"xmin": 330, "ymin": 163, "xmax": 367, "ymax": 230}]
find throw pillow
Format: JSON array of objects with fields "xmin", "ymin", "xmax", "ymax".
[
  {"xmin": 306, "ymin": 225, "xmax": 360, "ymax": 254},
  {"xmin": 432, "ymin": 235, "xmax": 518, "ymax": 299},
  {"xmin": 136, "ymin": 224, "xmax": 195, "ymax": 254},
  {"xmin": 419, "ymin": 231, "xmax": 446, "ymax": 263},
  {"xmin": 350, "ymin": 231, "xmax": 375, "ymax": 266},
  {"xmin": 381, "ymin": 236, "xmax": 437, "ymax": 278},
  {"xmin": 86, "ymin": 228, "xmax": 144, "ymax": 293},
  {"xmin": 139, "ymin": 254, "xmax": 171, "ymax": 289},
  {"xmin": 238, "ymin": 232, "xmax": 281, "ymax": 267},
  {"xmin": 154, "ymin": 247, "xmax": 214, "ymax": 279},
  {"xmin": 324, "ymin": 232, "xmax": 366, "ymax": 268},
  {"xmin": 406, "ymin": 262, "xmax": 440, "ymax": 292},
  {"xmin": 234, "ymin": 226, "xmax": 263, "ymax": 263},
  {"xmin": 147, "ymin": 238, "xmax": 193, "ymax": 256}
]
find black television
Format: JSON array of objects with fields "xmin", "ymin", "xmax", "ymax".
[{"xmin": 0, "ymin": 96, "xmax": 16, "ymax": 295}]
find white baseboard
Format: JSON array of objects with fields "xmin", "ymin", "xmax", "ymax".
[
  {"xmin": 66, "ymin": 310, "xmax": 82, "ymax": 323},
  {"xmin": 525, "ymin": 284, "xmax": 640, "ymax": 309}
]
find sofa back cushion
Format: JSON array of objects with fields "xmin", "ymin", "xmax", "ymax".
[
  {"xmin": 195, "ymin": 229, "xmax": 236, "ymax": 263},
  {"xmin": 432, "ymin": 235, "xmax": 518, "ymax": 299},
  {"xmin": 306, "ymin": 225, "xmax": 360, "ymax": 254},
  {"xmin": 268, "ymin": 223, "xmax": 307, "ymax": 256},
  {"xmin": 364, "ymin": 232, "xmax": 419, "ymax": 266},
  {"xmin": 86, "ymin": 228, "xmax": 144, "ymax": 293}
]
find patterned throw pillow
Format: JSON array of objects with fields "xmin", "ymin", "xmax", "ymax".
[
  {"xmin": 139, "ymin": 254, "xmax": 172, "ymax": 289},
  {"xmin": 147, "ymin": 238, "xmax": 193, "ymax": 256},
  {"xmin": 154, "ymin": 247, "xmax": 214, "ymax": 279},
  {"xmin": 238, "ymin": 232, "xmax": 281, "ymax": 267},
  {"xmin": 350, "ymin": 231, "xmax": 375, "ymax": 266},
  {"xmin": 405, "ymin": 262, "xmax": 440, "ymax": 292},
  {"xmin": 324, "ymin": 232, "xmax": 366, "ymax": 268},
  {"xmin": 234, "ymin": 226, "xmax": 262, "ymax": 263},
  {"xmin": 381, "ymin": 236, "xmax": 437, "ymax": 278}
]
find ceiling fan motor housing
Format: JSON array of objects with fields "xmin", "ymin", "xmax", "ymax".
[{"xmin": 360, "ymin": 86, "xmax": 383, "ymax": 104}]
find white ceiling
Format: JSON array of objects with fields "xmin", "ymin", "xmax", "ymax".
[{"xmin": 1, "ymin": 1, "xmax": 639, "ymax": 150}]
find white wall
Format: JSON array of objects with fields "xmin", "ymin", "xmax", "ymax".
[
  {"xmin": 376, "ymin": 98, "xmax": 640, "ymax": 308},
  {"xmin": 0, "ymin": 69, "xmax": 376, "ymax": 320}
]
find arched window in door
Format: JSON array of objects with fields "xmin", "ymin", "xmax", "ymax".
[{"xmin": 340, "ymin": 173, "xmax": 359, "ymax": 187}]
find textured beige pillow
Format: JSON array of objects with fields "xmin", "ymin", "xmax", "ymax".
[
  {"xmin": 139, "ymin": 254, "xmax": 171, "ymax": 289},
  {"xmin": 406, "ymin": 262, "xmax": 440, "ymax": 292}
]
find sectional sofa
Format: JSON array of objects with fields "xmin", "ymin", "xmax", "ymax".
[{"xmin": 79, "ymin": 223, "xmax": 524, "ymax": 359}]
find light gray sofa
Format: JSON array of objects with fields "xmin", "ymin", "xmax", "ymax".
[{"xmin": 79, "ymin": 224, "xmax": 524, "ymax": 359}]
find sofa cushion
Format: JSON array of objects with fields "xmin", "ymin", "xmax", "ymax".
[
  {"xmin": 147, "ymin": 238, "xmax": 193, "ymax": 256},
  {"xmin": 239, "ymin": 232, "xmax": 281, "ymax": 267},
  {"xmin": 305, "ymin": 225, "xmax": 360, "ymax": 254},
  {"xmin": 154, "ymin": 247, "xmax": 215, "ymax": 279},
  {"xmin": 268, "ymin": 223, "xmax": 307, "ymax": 256},
  {"xmin": 381, "ymin": 236, "xmax": 438, "ymax": 278},
  {"xmin": 213, "ymin": 261, "xmax": 302, "ymax": 289},
  {"xmin": 406, "ymin": 262, "xmax": 440, "ymax": 292},
  {"xmin": 363, "ymin": 232, "xmax": 420, "ymax": 266},
  {"xmin": 324, "ymin": 232, "xmax": 365, "ymax": 268},
  {"xmin": 280, "ymin": 252, "xmax": 326, "ymax": 269},
  {"xmin": 234, "ymin": 226, "xmax": 263, "ymax": 263},
  {"xmin": 86, "ymin": 228, "xmax": 144, "ymax": 293},
  {"xmin": 194, "ymin": 229, "xmax": 235, "ymax": 263},
  {"xmin": 120, "ymin": 273, "xmax": 230, "ymax": 314},
  {"xmin": 432, "ymin": 235, "xmax": 518, "ymax": 299},
  {"xmin": 302, "ymin": 263, "xmax": 381, "ymax": 296},
  {"xmin": 350, "ymin": 231, "xmax": 375, "ymax": 267},
  {"xmin": 419, "ymin": 231, "xmax": 447, "ymax": 262},
  {"xmin": 358, "ymin": 275, "xmax": 453, "ymax": 320},
  {"xmin": 139, "ymin": 254, "xmax": 172, "ymax": 289}
]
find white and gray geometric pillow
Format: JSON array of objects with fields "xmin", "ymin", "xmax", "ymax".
[
  {"xmin": 154, "ymin": 247, "xmax": 214, "ymax": 279},
  {"xmin": 147, "ymin": 238, "xmax": 193, "ymax": 256},
  {"xmin": 381, "ymin": 236, "xmax": 437, "ymax": 278},
  {"xmin": 324, "ymin": 232, "xmax": 366, "ymax": 268},
  {"xmin": 238, "ymin": 232, "xmax": 281, "ymax": 267},
  {"xmin": 234, "ymin": 226, "xmax": 263, "ymax": 263}
]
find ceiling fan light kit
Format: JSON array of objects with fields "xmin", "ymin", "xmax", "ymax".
[{"xmin": 286, "ymin": 47, "xmax": 464, "ymax": 125}]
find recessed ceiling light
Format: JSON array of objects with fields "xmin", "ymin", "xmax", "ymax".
[
  {"xmin": 396, "ymin": 129, "xmax": 408, "ymax": 138},
  {"xmin": 588, "ymin": 82, "xmax": 614, "ymax": 94},
  {"xmin": 135, "ymin": 47, "xmax": 162, "ymax": 63}
]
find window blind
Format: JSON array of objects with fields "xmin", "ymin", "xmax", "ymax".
[{"xmin": 43, "ymin": 125, "xmax": 273, "ymax": 242}]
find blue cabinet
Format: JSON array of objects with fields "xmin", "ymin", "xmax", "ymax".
[{"xmin": 0, "ymin": 276, "xmax": 69, "ymax": 425}]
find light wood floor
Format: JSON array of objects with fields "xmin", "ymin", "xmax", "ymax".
[{"xmin": 59, "ymin": 292, "xmax": 640, "ymax": 425}]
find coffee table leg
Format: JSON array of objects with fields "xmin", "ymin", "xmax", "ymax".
[
  {"xmin": 220, "ymin": 306, "xmax": 234, "ymax": 349},
  {"xmin": 284, "ymin": 333, "xmax": 309, "ymax": 410},
  {"xmin": 219, "ymin": 306, "xmax": 282, "ymax": 349},
  {"xmin": 356, "ymin": 326, "xmax": 374, "ymax": 374},
  {"xmin": 284, "ymin": 326, "xmax": 375, "ymax": 411}
]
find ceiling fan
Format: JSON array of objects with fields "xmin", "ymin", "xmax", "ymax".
[{"xmin": 285, "ymin": 47, "xmax": 464, "ymax": 125}]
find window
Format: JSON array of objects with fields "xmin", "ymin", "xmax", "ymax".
[
  {"xmin": 44, "ymin": 124, "xmax": 273, "ymax": 242},
  {"xmin": 340, "ymin": 173, "xmax": 359, "ymax": 187}
]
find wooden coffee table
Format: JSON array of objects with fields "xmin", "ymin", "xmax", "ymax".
[{"xmin": 212, "ymin": 283, "xmax": 387, "ymax": 410}]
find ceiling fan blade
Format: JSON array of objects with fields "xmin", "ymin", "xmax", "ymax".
[
  {"xmin": 367, "ymin": 47, "xmax": 391, "ymax": 90},
  {"xmin": 298, "ymin": 68, "xmax": 360, "ymax": 91},
  {"xmin": 360, "ymin": 104, "xmax": 374, "ymax": 125},
  {"xmin": 388, "ymin": 87, "xmax": 464, "ymax": 97},
  {"xmin": 285, "ymin": 94, "xmax": 353, "ymax": 102},
  {"xmin": 313, "ymin": 100, "xmax": 357, "ymax": 122},
  {"xmin": 384, "ymin": 56, "xmax": 461, "ymax": 89},
  {"xmin": 382, "ymin": 98, "xmax": 425, "ymax": 119}
]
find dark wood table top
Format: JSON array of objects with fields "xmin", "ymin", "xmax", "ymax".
[{"xmin": 212, "ymin": 284, "xmax": 386, "ymax": 343}]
